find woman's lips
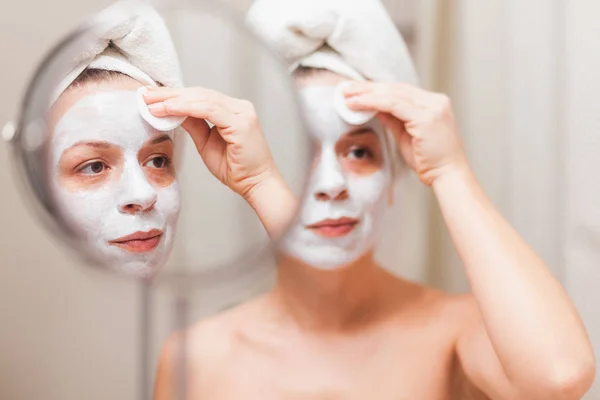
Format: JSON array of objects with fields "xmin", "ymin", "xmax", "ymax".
[
  {"xmin": 306, "ymin": 217, "xmax": 359, "ymax": 238},
  {"xmin": 109, "ymin": 229, "xmax": 163, "ymax": 253}
]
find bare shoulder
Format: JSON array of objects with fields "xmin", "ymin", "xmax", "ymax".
[
  {"xmin": 186, "ymin": 295, "xmax": 269, "ymax": 362},
  {"xmin": 154, "ymin": 296, "xmax": 268, "ymax": 399},
  {"xmin": 437, "ymin": 292, "xmax": 481, "ymax": 326},
  {"xmin": 386, "ymin": 276, "xmax": 480, "ymax": 333},
  {"xmin": 157, "ymin": 295, "xmax": 267, "ymax": 374},
  {"xmin": 429, "ymin": 290, "xmax": 481, "ymax": 333}
]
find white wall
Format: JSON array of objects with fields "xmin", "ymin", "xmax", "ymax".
[{"xmin": 564, "ymin": 1, "xmax": 600, "ymax": 397}]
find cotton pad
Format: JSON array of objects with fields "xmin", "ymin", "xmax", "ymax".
[
  {"xmin": 136, "ymin": 87, "xmax": 187, "ymax": 131},
  {"xmin": 333, "ymin": 81, "xmax": 377, "ymax": 126}
]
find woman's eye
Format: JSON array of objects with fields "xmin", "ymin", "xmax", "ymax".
[
  {"xmin": 145, "ymin": 156, "xmax": 170, "ymax": 169},
  {"xmin": 347, "ymin": 147, "xmax": 372, "ymax": 160},
  {"xmin": 78, "ymin": 161, "xmax": 107, "ymax": 175}
]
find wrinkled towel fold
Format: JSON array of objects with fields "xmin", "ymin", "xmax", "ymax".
[
  {"xmin": 246, "ymin": 0, "xmax": 418, "ymax": 84},
  {"xmin": 52, "ymin": 0, "xmax": 183, "ymax": 104}
]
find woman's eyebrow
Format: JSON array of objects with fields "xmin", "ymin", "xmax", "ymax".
[
  {"xmin": 347, "ymin": 127, "xmax": 376, "ymax": 137},
  {"xmin": 66, "ymin": 141, "xmax": 112, "ymax": 150},
  {"xmin": 147, "ymin": 135, "xmax": 173, "ymax": 145}
]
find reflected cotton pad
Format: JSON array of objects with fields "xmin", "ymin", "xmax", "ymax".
[
  {"xmin": 333, "ymin": 81, "xmax": 377, "ymax": 126},
  {"xmin": 136, "ymin": 87, "xmax": 186, "ymax": 131}
]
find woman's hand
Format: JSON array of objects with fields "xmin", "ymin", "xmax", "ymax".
[
  {"xmin": 142, "ymin": 86, "xmax": 297, "ymax": 237},
  {"xmin": 143, "ymin": 86, "xmax": 278, "ymax": 199},
  {"xmin": 343, "ymin": 82, "xmax": 468, "ymax": 186}
]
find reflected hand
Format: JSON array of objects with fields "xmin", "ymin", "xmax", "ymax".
[
  {"xmin": 143, "ymin": 86, "xmax": 278, "ymax": 199},
  {"xmin": 343, "ymin": 82, "xmax": 468, "ymax": 186}
]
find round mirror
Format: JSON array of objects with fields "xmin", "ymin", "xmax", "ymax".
[{"xmin": 9, "ymin": 0, "xmax": 310, "ymax": 281}]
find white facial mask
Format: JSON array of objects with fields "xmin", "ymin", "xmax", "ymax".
[
  {"xmin": 50, "ymin": 91, "xmax": 181, "ymax": 279},
  {"xmin": 281, "ymin": 85, "xmax": 391, "ymax": 269}
]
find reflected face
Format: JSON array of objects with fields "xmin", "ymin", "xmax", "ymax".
[
  {"xmin": 281, "ymin": 74, "xmax": 392, "ymax": 269},
  {"xmin": 49, "ymin": 85, "xmax": 181, "ymax": 278}
]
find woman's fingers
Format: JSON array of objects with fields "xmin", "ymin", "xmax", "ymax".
[
  {"xmin": 397, "ymin": 127, "xmax": 416, "ymax": 168},
  {"xmin": 143, "ymin": 87, "xmax": 217, "ymax": 105},
  {"xmin": 377, "ymin": 113, "xmax": 416, "ymax": 168},
  {"xmin": 341, "ymin": 81, "xmax": 374, "ymax": 97},
  {"xmin": 142, "ymin": 87, "xmax": 183, "ymax": 105},
  {"xmin": 345, "ymin": 82, "xmax": 453, "ymax": 141},
  {"xmin": 146, "ymin": 102, "xmax": 169, "ymax": 117},
  {"xmin": 143, "ymin": 87, "xmax": 248, "ymax": 113},
  {"xmin": 343, "ymin": 81, "xmax": 425, "ymax": 100},
  {"xmin": 377, "ymin": 112, "xmax": 403, "ymax": 131},
  {"xmin": 347, "ymin": 92, "xmax": 420, "ymax": 124},
  {"xmin": 150, "ymin": 99, "xmax": 234, "ymax": 131},
  {"xmin": 181, "ymin": 117, "xmax": 212, "ymax": 154},
  {"xmin": 144, "ymin": 87, "xmax": 255, "ymax": 137},
  {"xmin": 343, "ymin": 82, "xmax": 438, "ymax": 120},
  {"xmin": 181, "ymin": 117, "xmax": 228, "ymax": 174}
]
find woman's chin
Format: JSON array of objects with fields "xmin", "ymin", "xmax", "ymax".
[
  {"xmin": 82, "ymin": 239, "xmax": 172, "ymax": 278},
  {"xmin": 113, "ymin": 259, "xmax": 161, "ymax": 279},
  {"xmin": 282, "ymin": 247, "xmax": 364, "ymax": 271}
]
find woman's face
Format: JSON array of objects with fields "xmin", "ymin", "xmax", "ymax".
[
  {"xmin": 48, "ymin": 79, "xmax": 181, "ymax": 278},
  {"xmin": 281, "ymin": 72, "xmax": 392, "ymax": 269}
]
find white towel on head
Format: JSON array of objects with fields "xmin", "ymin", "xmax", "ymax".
[
  {"xmin": 51, "ymin": 0, "xmax": 186, "ymax": 131},
  {"xmin": 245, "ymin": 0, "xmax": 418, "ymax": 84},
  {"xmin": 53, "ymin": 0, "xmax": 183, "ymax": 102}
]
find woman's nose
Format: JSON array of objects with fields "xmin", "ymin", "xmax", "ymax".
[
  {"xmin": 312, "ymin": 149, "xmax": 349, "ymax": 202},
  {"xmin": 314, "ymin": 186, "xmax": 348, "ymax": 201},
  {"xmin": 120, "ymin": 194, "xmax": 157, "ymax": 214},
  {"xmin": 118, "ymin": 167, "xmax": 158, "ymax": 214}
]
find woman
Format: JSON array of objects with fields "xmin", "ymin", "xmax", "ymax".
[
  {"xmin": 49, "ymin": 69, "xmax": 181, "ymax": 279},
  {"xmin": 151, "ymin": 0, "xmax": 595, "ymax": 397},
  {"xmin": 45, "ymin": 1, "xmax": 185, "ymax": 279},
  {"xmin": 147, "ymin": 67, "xmax": 595, "ymax": 398}
]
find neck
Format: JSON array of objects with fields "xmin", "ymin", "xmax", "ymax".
[{"xmin": 271, "ymin": 251, "xmax": 392, "ymax": 333}]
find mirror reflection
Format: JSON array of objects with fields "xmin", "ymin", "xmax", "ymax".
[
  {"xmin": 40, "ymin": 2, "xmax": 187, "ymax": 279},
  {"xmin": 14, "ymin": 0, "xmax": 309, "ymax": 280},
  {"xmin": 48, "ymin": 71, "xmax": 182, "ymax": 278}
]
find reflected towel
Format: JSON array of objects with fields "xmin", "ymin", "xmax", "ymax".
[{"xmin": 51, "ymin": 0, "xmax": 183, "ymax": 104}]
